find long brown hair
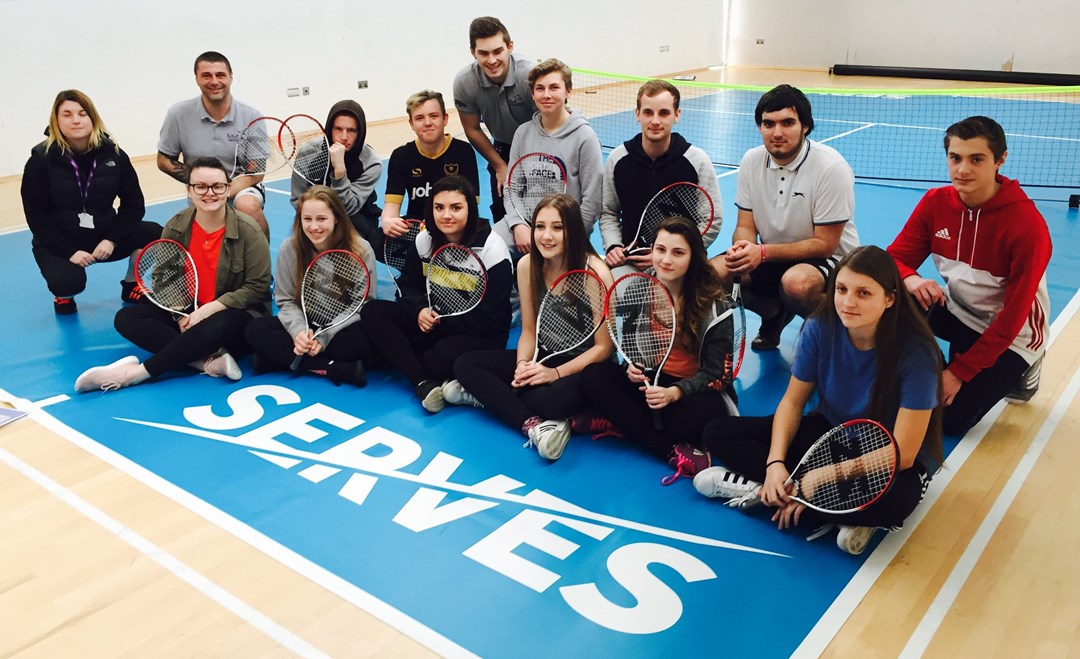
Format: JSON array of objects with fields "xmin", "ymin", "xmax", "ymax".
[
  {"xmin": 815, "ymin": 246, "xmax": 944, "ymax": 466},
  {"xmin": 291, "ymin": 186, "xmax": 371, "ymax": 287},
  {"xmin": 45, "ymin": 90, "xmax": 113, "ymax": 155},
  {"xmin": 654, "ymin": 216, "xmax": 725, "ymax": 352},
  {"xmin": 528, "ymin": 194, "xmax": 598, "ymax": 316}
]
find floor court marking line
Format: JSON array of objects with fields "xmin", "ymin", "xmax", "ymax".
[
  {"xmin": 0, "ymin": 444, "xmax": 331, "ymax": 659},
  {"xmin": 795, "ymin": 286, "xmax": 1080, "ymax": 657},
  {"xmin": 898, "ymin": 352, "xmax": 1080, "ymax": 658},
  {"xmin": 1, "ymin": 393, "xmax": 477, "ymax": 659},
  {"xmin": 114, "ymin": 415, "xmax": 788, "ymax": 558}
]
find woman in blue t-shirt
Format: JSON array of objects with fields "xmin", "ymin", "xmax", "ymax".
[{"xmin": 695, "ymin": 245, "xmax": 943, "ymax": 555}]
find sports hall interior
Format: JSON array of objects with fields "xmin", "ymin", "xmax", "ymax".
[{"xmin": 1, "ymin": 1, "xmax": 1077, "ymax": 656}]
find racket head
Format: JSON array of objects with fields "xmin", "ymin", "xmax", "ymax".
[
  {"xmin": 426, "ymin": 243, "xmax": 487, "ymax": 318},
  {"xmin": 299, "ymin": 249, "xmax": 371, "ymax": 332},
  {"xmin": 728, "ymin": 278, "xmax": 746, "ymax": 381},
  {"xmin": 281, "ymin": 113, "xmax": 330, "ymax": 185},
  {"xmin": 790, "ymin": 419, "xmax": 900, "ymax": 514},
  {"xmin": 134, "ymin": 239, "xmax": 198, "ymax": 317},
  {"xmin": 604, "ymin": 272, "xmax": 676, "ymax": 376},
  {"xmin": 233, "ymin": 116, "xmax": 290, "ymax": 176},
  {"xmin": 382, "ymin": 219, "xmax": 425, "ymax": 286},
  {"xmin": 534, "ymin": 269, "xmax": 608, "ymax": 364},
  {"xmin": 629, "ymin": 182, "xmax": 714, "ymax": 254},
  {"xmin": 506, "ymin": 152, "xmax": 568, "ymax": 224}
]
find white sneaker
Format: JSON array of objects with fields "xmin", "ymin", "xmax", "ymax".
[
  {"xmin": 442, "ymin": 379, "xmax": 483, "ymax": 408},
  {"xmin": 202, "ymin": 351, "xmax": 242, "ymax": 381},
  {"xmin": 74, "ymin": 356, "xmax": 140, "ymax": 393},
  {"xmin": 528, "ymin": 419, "xmax": 571, "ymax": 461},
  {"xmin": 836, "ymin": 525, "xmax": 877, "ymax": 555},
  {"xmin": 417, "ymin": 380, "xmax": 445, "ymax": 414},
  {"xmin": 693, "ymin": 467, "xmax": 761, "ymax": 506}
]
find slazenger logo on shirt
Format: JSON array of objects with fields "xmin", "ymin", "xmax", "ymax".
[{"xmin": 935, "ymin": 228, "xmax": 952, "ymax": 240}]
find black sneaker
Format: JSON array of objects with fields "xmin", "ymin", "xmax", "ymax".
[
  {"xmin": 120, "ymin": 279, "xmax": 146, "ymax": 303},
  {"xmin": 1005, "ymin": 355, "xmax": 1042, "ymax": 404},
  {"xmin": 54, "ymin": 296, "xmax": 77, "ymax": 315},
  {"xmin": 751, "ymin": 310, "xmax": 795, "ymax": 351},
  {"xmin": 327, "ymin": 360, "xmax": 367, "ymax": 387}
]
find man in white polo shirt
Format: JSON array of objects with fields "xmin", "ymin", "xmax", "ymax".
[
  {"xmin": 157, "ymin": 51, "xmax": 269, "ymax": 237},
  {"xmin": 453, "ymin": 16, "xmax": 535, "ymax": 224},
  {"xmin": 713, "ymin": 84, "xmax": 859, "ymax": 350}
]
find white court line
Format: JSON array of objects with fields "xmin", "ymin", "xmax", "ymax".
[
  {"xmin": 0, "ymin": 395, "xmax": 479, "ymax": 658},
  {"xmin": 795, "ymin": 287, "xmax": 1080, "ymax": 657},
  {"xmin": 899, "ymin": 358, "xmax": 1080, "ymax": 658},
  {"xmin": 0, "ymin": 444, "xmax": 330, "ymax": 659}
]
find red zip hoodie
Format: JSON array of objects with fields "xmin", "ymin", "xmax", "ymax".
[{"xmin": 887, "ymin": 175, "xmax": 1051, "ymax": 381}]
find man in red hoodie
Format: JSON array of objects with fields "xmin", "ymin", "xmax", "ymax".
[{"xmin": 887, "ymin": 116, "xmax": 1051, "ymax": 436}]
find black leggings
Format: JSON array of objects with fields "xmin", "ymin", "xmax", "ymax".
[
  {"xmin": 360, "ymin": 299, "xmax": 503, "ymax": 385},
  {"xmin": 32, "ymin": 221, "xmax": 162, "ymax": 297},
  {"xmin": 114, "ymin": 304, "xmax": 253, "ymax": 378},
  {"xmin": 454, "ymin": 349, "xmax": 589, "ymax": 431},
  {"xmin": 929, "ymin": 306, "xmax": 1029, "ymax": 436},
  {"xmin": 701, "ymin": 413, "xmax": 931, "ymax": 529},
  {"xmin": 579, "ymin": 360, "xmax": 734, "ymax": 459},
  {"xmin": 244, "ymin": 316, "xmax": 377, "ymax": 371}
]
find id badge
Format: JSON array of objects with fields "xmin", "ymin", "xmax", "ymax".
[{"xmin": 78, "ymin": 212, "xmax": 95, "ymax": 229}]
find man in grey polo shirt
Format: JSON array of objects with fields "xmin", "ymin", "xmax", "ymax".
[
  {"xmin": 158, "ymin": 51, "xmax": 269, "ymax": 237},
  {"xmin": 713, "ymin": 84, "xmax": 858, "ymax": 350},
  {"xmin": 453, "ymin": 16, "xmax": 535, "ymax": 224}
]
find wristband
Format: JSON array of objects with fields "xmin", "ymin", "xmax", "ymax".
[
  {"xmin": 554, "ymin": 366, "xmax": 561, "ymax": 379},
  {"xmin": 765, "ymin": 459, "xmax": 785, "ymax": 469},
  {"xmin": 759, "ymin": 243, "xmax": 767, "ymax": 263}
]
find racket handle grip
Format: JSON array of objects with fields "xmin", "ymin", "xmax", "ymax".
[
  {"xmin": 289, "ymin": 354, "xmax": 304, "ymax": 371},
  {"xmin": 652, "ymin": 409, "xmax": 664, "ymax": 432}
]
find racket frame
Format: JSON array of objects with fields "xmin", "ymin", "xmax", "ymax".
[
  {"xmin": 281, "ymin": 113, "xmax": 331, "ymax": 186},
  {"xmin": 626, "ymin": 181, "xmax": 715, "ymax": 255},
  {"xmin": 233, "ymin": 116, "xmax": 290, "ymax": 177},
  {"xmin": 505, "ymin": 152, "xmax": 568, "ymax": 225},
  {"xmin": 425, "ymin": 243, "xmax": 488, "ymax": 319},
  {"xmin": 382, "ymin": 218, "xmax": 425, "ymax": 297},
  {"xmin": 531, "ymin": 268, "xmax": 608, "ymax": 365},
  {"xmin": 289, "ymin": 249, "xmax": 371, "ymax": 371},
  {"xmin": 134, "ymin": 238, "xmax": 199, "ymax": 319}
]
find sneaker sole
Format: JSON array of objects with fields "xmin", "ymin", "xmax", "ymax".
[{"xmin": 538, "ymin": 428, "xmax": 571, "ymax": 461}]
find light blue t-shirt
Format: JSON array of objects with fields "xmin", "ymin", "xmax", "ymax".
[{"xmin": 791, "ymin": 316, "xmax": 939, "ymax": 428}]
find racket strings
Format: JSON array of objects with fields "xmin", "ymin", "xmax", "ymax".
[
  {"xmin": 507, "ymin": 154, "xmax": 566, "ymax": 221},
  {"xmin": 637, "ymin": 183, "xmax": 714, "ymax": 249},
  {"xmin": 137, "ymin": 243, "xmax": 197, "ymax": 311},
  {"xmin": 384, "ymin": 222, "xmax": 423, "ymax": 275},
  {"xmin": 301, "ymin": 253, "xmax": 368, "ymax": 327},
  {"xmin": 428, "ymin": 247, "xmax": 485, "ymax": 316},
  {"xmin": 235, "ymin": 118, "xmax": 288, "ymax": 175},
  {"xmin": 608, "ymin": 280, "xmax": 675, "ymax": 369},
  {"xmin": 537, "ymin": 274, "xmax": 606, "ymax": 355},
  {"xmin": 796, "ymin": 423, "xmax": 896, "ymax": 511},
  {"xmin": 282, "ymin": 116, "xmax": 330, "ymax": 184}
]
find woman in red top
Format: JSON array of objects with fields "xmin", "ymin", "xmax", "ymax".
[{"xmin": 74, "ymin": 158, "xmax": 271, "ymax": 392}]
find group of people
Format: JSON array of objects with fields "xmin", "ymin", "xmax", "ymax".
[{"xmin": 25, "ymin": 15, "xmax": 1052, "ymax": 555}]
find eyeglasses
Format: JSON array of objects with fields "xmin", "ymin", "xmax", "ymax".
[{"xmin": 189, "ymin": 182, "xmax": 228, "ymax": 195}]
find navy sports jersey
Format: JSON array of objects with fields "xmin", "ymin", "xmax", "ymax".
[{"xmin": 385, "ymin": 136, "xmax": 480, "ymax": 217}]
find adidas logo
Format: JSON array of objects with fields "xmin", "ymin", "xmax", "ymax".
[{"xmin": 934, "ymin": 228, "xmax": 952, "ymax": 240}]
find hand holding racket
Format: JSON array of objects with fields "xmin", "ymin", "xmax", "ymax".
[
  {"xmin": 425, "ymin": 243, "xmax": 488, "ymax": 327},
  {"xmin": 627, "ymin": 182, "xmax": 714, "ymax": 256},
  {"xmin": 281, "ymin": 114, "xmax": 330, "ymax": 186},
  {"xmin": 234, "ymin": 117, "xmax": 291, "ymax": 177},
  {"xmin": 606, "ymin": 272, "xmax": 676, "ymax": 430},
  {"xmin": 289, "ymin": 250, "xmax": 371, "ymax": 370},
  {"xmin": 383, "ymin": 218, "xmax": 424, "ymax": 297},
  {"xmin": 506, "ymin": 153, "xmax": 567, "ymax": 224},
  {"xmin": 135, "ymin": 239, "xmax": 199, "ymax": 320},
  {"xmin": 514, "ymin": 269, "xmax": 607, "ymax": 387}
]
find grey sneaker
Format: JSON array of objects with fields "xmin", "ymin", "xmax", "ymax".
[
  {"xmin": 528, "ymin": 419, "xmax": 571, "ymax": 460},
  {"xmin": 693, "ymin": 466, "xmax": 761, "ymax": 502},
  {"xmin": 836, "ymin": 525, "xmax": 877, "ymax": 555},
  {"xmin": 442, "ymin": 379, "xmax": 483, "ymax": 407},
  {"xmin": 417, "ymin": 380, "xmax": 445, "ymax": 414},
  {"xmin": 1005, "ymin": 355, "xmax": 1042, "ymax": 404}
]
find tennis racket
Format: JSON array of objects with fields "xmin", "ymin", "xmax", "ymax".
[
  {"xmin": 532, "ymin": 269, "xmax": 608, "ymax": 364},
  {"xmin": 726, "ymin": 277, "xmax": 747, "ymax": 382},
  {"xmin": 281, "ymin": 113, "xmax": 330, "ymax": 185},
  {"xmin": 740, "ymin": 419, "xmax": 899, "ymax": 514},
  {"xmin": 135, "ymin": 239, "xmax": 199, "ymax": 319},
  {"xmin": 382, "ymin": 218, "xmax": 425, "ymax": 297},
  {"xmin": 426, "ymin": 243, "xmax": 488, "ymax": 318},
  {"xmin": 290, "ymin": 250, "xmax": 371, "ymax": 371},
  {"xmin": 233, "ymin": 116, "xmax": 291, "ymax": 177},
  {"xmin": 506, "ymin": 152, "xmax": 568, "ymax": 225},
  {"xmin": 605, "ymin": 272, "xmax": 677, "ymax": 430},
  {"xmin": 627, "ymin": 182, "xmax": 714, "ymax": 255}
]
